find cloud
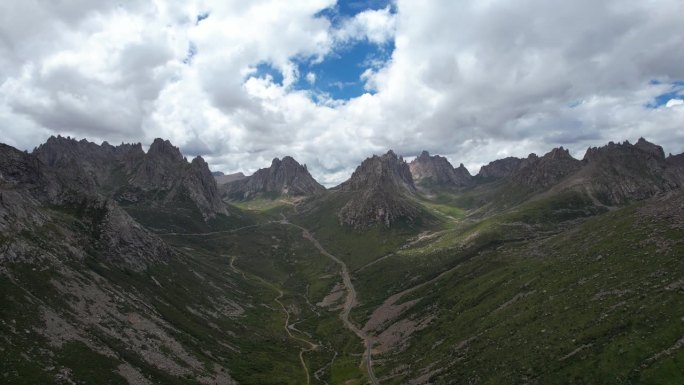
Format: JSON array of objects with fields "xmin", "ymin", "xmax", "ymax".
[
  {"xmin": 334, "ymin": 6, "xmax": 396, "ymax": 45},
  {"xmin": 1, "ymin": 0, "xmax": 684, "ymax": 187},
  {"xmin": 666, "ymin": 99, "xmax": 683, "ymax": 108}
]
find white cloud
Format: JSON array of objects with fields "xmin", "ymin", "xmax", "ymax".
[
  {"xmin": 666, "ymin": 99, "xmax": 683, "ymax": 108},
  {"xmin": 1, "ymin": 0, "xmax": 684, "ymax": 187},
  {"xmin": 334, "ymin": 6, "xmax": 396, "ymax": 45}
]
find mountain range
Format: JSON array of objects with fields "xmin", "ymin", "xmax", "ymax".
[{"xmin": 1, "ymin": 135, "xmax": 683, "ymax": 385}]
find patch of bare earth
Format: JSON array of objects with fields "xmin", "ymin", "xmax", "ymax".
[
  {"xmin": 374, "ymin": 315, "xmax": 436, "ymax": 354},
  {"xmin": 37, "ymin": 265, "xmax": 236, "ymax": 383},
  {"xmin": 317, "ymin": 281, "xmax": 346, "ymax": 309},
  {"xmin": 641, "ymin": 336, "xmax": 684, "ymax": 368},
  {"xmin": 116, "ymin": 363, "xmax": 152, "ymax": 385}
]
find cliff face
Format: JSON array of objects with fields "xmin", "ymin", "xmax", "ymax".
[
  {"xmin": 574, "ymin": 139, "xmax": 681, "ymax": 205},
  {"xmin": 222, "ymin": 156, "xmax": 325, "ymax": 201},
  {"xmin": 510, "ymin": 147, "xmax": 583, "ymax": 189},
  {"xmin": 409, "ymin": 151, "xmax": 472, "ymax": 187},
  {"xmin": 125, "ymin": 139, "xmax": 228, "ymax": 217},
  {"xmin": 0, "ymin": 142, "xmax": 173, "ymax": 271},
  {"xmin": 339, "ymin": 150, "xmax": 415, "ymax": 193},
  {"xmin": 33, "ymin": 136, "xmax": 227, "ymax": 219},
  {"xmin": 337, "ymin": 151, "xmax": 422, "ymax": 228},
  {"xmin": 478, "ymin": 157, "xmax": 525, "ymax": 180}
]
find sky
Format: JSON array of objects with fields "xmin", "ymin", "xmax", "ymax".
[{"xmin": 1, "ymin": 0, "xmax": 683, "ymax": 186}]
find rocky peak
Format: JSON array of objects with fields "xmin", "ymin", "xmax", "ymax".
[
  {"xmin": 222, "ymin": 155, "xmax": 324, "ymax": 201},
  {"xmin": 575, "ymin": 139, "xmax": 681, "ymax": 204},
  {"xmin": 583, "ymin": 139, "xmax": 665, "ymax": 163},
  {"xmin": 147, "ymin": 138, "xmax": 184, "ymax": 163},
  {"xmin": 409, "ymin": 150, "xmax": 472, "ymax": 187},
  {"xmin": 339, "ymin": 150, "xmax": 415, "ymax": 194},
  {"xmin": 336, "ymin": 150, "xmax": 424, "ymax": 229},
  {"xmin": 33, "ymin": 136, "xmax": 144, "ymax": 194},
  {"xmin": 417, "ymin": 150, "xmax": 431, "ymax": 160},
  {"xmin": 477, "ymin": 157, "xmax": 524, "ymax": 179},
  {"xmin": 667, "ymin": 152, "xmax": 684, "ymax": 169},
  {"xmin": 511, "ymin": 147, "xmax": 582, "ymax": 189},
  {"xmin": 635, "ymin": 137, "xmax": 666, "ymax": 160}
]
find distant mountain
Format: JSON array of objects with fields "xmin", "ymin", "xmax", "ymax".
[
  {"xmin": 34, "ymin": 136, "xmax": 228, "ymax": 219},
  {"xmin": 336, "ymin": 150, "xmax": 425, "ymax": 228},
  {"xmin": 510, "ymin": 147, "xmax": 583, "ymax": 189},
  {"xmin": 122, "ymin": 138, "xmax": 227, "ymax": 218},
  {"xmin": 477, "ymin": 156, "xmax": 526, "ymax": 180},
  {"xmin": 215, "ymin": 172, "xmax": 246, "ymax": 185},
  {"xmin": 409, "ymin": 151, "xmax": 472, "ymax": 187},
  {"xmin": 555, "ymin": 138, "xmax": 682, "ymax": 205},
  {"xmin": 222, "ymin": 156, "xmax": 324, "ymax": 201}
]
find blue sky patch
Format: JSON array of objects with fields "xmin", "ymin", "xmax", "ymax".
[
  {"xmin": 253, "ymin": 63, "xmax": 285, "ymax": 85},
  {"xmin": 303, "ymin": 0, "xmax": 396, "ymax": 100},
  {"xmin": 646, "ymin": 81, "xmax": 684, "ymax": 108},
  {"xmin": 292, "ymin": 39, "xmax": 394, "ymax": 99},
  {"xmin": 247, "ymin": 0, "xmax": 397, "ymax": 100}
]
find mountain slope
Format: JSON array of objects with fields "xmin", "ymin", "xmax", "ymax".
[
  {"xmin": 334, "ymin": 150, "xmax": 429, "ymax": 228},
  {"xmin": 550, "ymin": 138, "xmax": 681, "ymax": 205}
]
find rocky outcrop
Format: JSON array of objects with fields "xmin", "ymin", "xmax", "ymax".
[
  {"xmin": 124, "ymin": 139, "xmax": 228, "ymax": 218},
  {"xmin": 86, "ymin": 199, "xmax": 174, "ymax": 271},
  {"xmin": 511, "ymin": 147, "xmax": 582, "ymax": 189},
  {"xmin": 33, "ymin": 136, "xmax": 227, "ymax": 219},
  {"xmin": 33, "ymin": 136, "xmax": 144, "ymax": 196},
  {"xmin": 666, "ymin": 152, "xmax": 684, "ymax": 170},
  {"xmin": 634, "ymin": 137, "xmax": 666, "ymax": 160},
  {"xmin": 339, "ymin": 150, "xmax": 415, "ymax": 194},
  {"xmin": 409, "ymin": 151, "xmax": 472, "ymax": 187},
  {"xmin": 477, "ymin": 157, "xmax": 525, "ymax": 180},
  {"xmin": 574, "ymin": 139, "xmax": 681, "ymax": 205},
  {"xmin": 222, "ymin": 156, "xmax": 324, "ymax": 201},
  {"xmin": 0, "ymin": 142, "xmax": 173, "ymax": 270},
  {"xmin": 129, "ymin": 138, "xmax": 185, "ymax": 191},
  {"xmin": 336, "ymin": 151, "xmax": 422, "ymax": 228}
]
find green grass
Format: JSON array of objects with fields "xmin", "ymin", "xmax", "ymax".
[{"xmin": 363, "ymin": 200, "xmax": 684, "ymax": 384}]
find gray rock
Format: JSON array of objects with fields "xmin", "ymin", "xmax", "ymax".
[
  {"xmin": 337, "ymin": 150, "xmax": 421, "ymax": 228},
  {"xmin": 409, "ymin": 151, "xmax": 472, "ymax": 187},
  {"xmin": 222, "ymin": 156, "xmax": 324, "ymax": 201}
]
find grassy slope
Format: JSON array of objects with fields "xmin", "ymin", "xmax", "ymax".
[{"xmin": 363, "ymin": 195, "xmax": 684, "ymax": 384}]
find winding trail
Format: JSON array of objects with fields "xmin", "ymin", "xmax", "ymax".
[
  {"xmin": 175, "ymin": 213, "xmax": 379, "ymax": 384},
  {"xmin": 278, "ymin": 218, "xmax": 379, "ymax": 385},
  {"xmin": 230, "ymin": 256, "xmax": 318, "ymax": 385}
]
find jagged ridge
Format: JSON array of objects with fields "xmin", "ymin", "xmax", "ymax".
[
  {"xmin": 222, "ymin": 156, "xmax": 324, "ymax": 201},
  {"xmin": 409, "ymin": 151, "xmax": 472, "ymax": 187}
]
